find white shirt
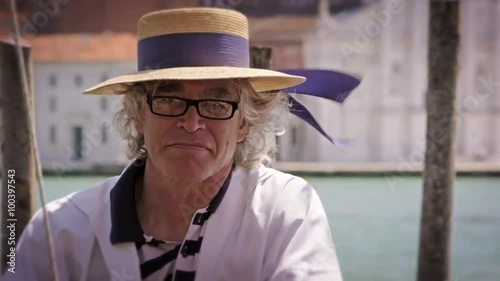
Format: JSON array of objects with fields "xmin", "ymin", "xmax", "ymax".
[{"xmin": 2, "ymin": 163, "xmax": 343, "ymax": 281}]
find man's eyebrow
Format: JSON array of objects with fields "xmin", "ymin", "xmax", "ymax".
[
  {"xmin": 155, "ymin": 82, "xmax": 183, "ymax": 94},
  {"xmin": 204, "ymin": 87, "xmax": 233, "ymax": 99}
]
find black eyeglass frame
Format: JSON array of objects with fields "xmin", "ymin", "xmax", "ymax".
[{"xmin": 146, "ymin": 95, "xmax": 240, "ymax": 120}]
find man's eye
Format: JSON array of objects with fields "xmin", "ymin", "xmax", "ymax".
[
  {"xmin": 208, "ymin": 102, "xmax": 229, "ymax": 110},
  {"xmin": 159, "ymin": 98, "xmax": 181, "ymax": 104}
]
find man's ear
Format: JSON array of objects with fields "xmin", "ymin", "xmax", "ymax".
[
  {"xmin": 136, "ymin": 121, "xmax": 143, "ymax": 134},
  {"xmin": 135, "ymin": 106, "xmax": 145, "ymax": 134},
  {"xmin": 237, "ymin": 118, "xmax": 249, "ymax": 143}
]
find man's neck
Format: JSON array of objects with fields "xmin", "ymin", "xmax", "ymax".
[{"xmin": 135, "ymin": 159, "xmax": 232, "ymax": 239}]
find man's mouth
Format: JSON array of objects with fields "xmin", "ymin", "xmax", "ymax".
[{"xmin": 167, "ymin": 142, "xmax": 209, "ymax": 151}]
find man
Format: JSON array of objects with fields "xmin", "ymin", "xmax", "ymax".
[{"xmin": 4, "ymin": 7, "xmax": 352, "ymax": 281}]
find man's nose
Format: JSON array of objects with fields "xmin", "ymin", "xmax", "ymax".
[{"xmin": 177, "ymin": 105, "xmax": 205, "ymax": 132}]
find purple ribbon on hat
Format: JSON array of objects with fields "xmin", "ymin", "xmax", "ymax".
[
  {"xmin": 279, "ymin": 69, "xmax": 361, "ymax": 146},
  {"xmin": 138, "ymin": 33, "xmax": 250, "ymax": 70}
]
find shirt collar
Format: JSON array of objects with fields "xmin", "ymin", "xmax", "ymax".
[{"xmin": 109, "ymin": 159, "xmax": 234, "ymax": 245}]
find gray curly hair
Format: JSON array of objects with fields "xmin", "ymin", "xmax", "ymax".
[{"xmin": 113, "ymin": 79, "xmax": 291, "ymax": 169}]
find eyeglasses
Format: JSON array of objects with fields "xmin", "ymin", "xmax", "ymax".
[{"xmin": 146, "ymin": 95, "xmax": 240, "ymax": 120}]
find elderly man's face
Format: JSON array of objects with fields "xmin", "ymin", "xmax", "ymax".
[{"xmin": 138, "ymin": 79, "xmax": 247, "ymax": 182}]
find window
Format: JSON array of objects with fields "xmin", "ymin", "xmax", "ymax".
[
  {"xmin": 100, "ymin": 97, "xmax": 108, "ymax": 112},
  {"xmin": 330, "ymin": 0, "xmax": 364, "ymax": 14},
  {"xmin": 49, "ymin": 74, "xmax": 57, "ymax": 88},
  {"xmin": 49, "ymin": 125, "xmax": 57, "ymax": 144},
  {"xmin": 390, "ymin": 62, "xmax": 402, "ymax": 96},
  {"xmin": 72, "ymin": 126, "xmax": 84, "ymax": 161},
  {"xmin": 291, "ymin": 127, "xmax": 297, "ymax": 145},
  {"xmin": 101, "ymin": 124, "xmax": 108, "ymax": 144},
  {"xmin": 49, "ymin": 96, "xmax": 57, "ymax": 112},
  {"xmin": 392, "ymin": 62, "xmax": 401, "ymax": 74},
  {"xmin": 74, "ymin": 74, "xmax": 83, "ymax": 87}
]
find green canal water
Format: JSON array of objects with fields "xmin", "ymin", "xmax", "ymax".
[{"xmin": 17, "ymin": 175, "xmax": 500, "ymax": 280}]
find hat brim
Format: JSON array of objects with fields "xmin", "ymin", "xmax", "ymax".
[{"xmin": 83, "ymin": 66, "xmax": 306, "ymax": 95}]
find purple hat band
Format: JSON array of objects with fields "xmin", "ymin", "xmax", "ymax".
[{"xmin": 137, "ymin": 32, "xmax": 250, "ymax": 71}]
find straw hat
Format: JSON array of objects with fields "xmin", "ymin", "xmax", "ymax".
[{"xmin": 83, "ymin": 7, "xmax": 306, "ymax": 95}]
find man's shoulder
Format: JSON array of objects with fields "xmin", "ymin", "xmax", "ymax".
[
  {"xmin": 30, "ymin": 176, "xmax": 120, "ymax": 230},
  {"xmin": 241, "ymin": 164, "xmax": 323, "ymax": 222},
  {"xmin": 256, "ymin": 164, "xmax": 310, "ymax": 192},
  {"xmin": 66, "ymin": 175, "xmax": 120, "ymax": 214},
  {"xmin": 240, "ymin": 164, "xmax": 315, "ymax": 210}
]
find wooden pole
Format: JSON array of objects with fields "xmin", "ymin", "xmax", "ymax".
[
  {"xmin": 250, "ymin": 46, "xmax": 282, "ymax": 162},
  {"xmin": 250, "ymin": 46, "xmax": 272, "ymax": 69},
  {"xmin": 417, "ymin": 2, "xmax": 460, "ymax": 281},
  {"xmin": 0, "ymin": 40, "xmax": 35, "ymax": 273}
]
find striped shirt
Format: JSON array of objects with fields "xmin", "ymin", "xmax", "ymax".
[
  {"xmin": 109, "ymin": 159, "xmax": 232, "ymax": 281},
  {"xmin": 137, "ymin": 238, "xmax": 179, "ymax": 280}
]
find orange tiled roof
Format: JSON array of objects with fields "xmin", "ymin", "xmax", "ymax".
[
  {"xmin": 0, "ymin": 15, "xmax": 317, "ymax": 63},
  {"xmin": 26, "ymin": 33, "xmax": 137, "ymax": 62}
]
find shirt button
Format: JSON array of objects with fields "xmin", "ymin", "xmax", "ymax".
[{"xmin": 181, "ymin": 244, "xmax": 189, "ymax": 257}]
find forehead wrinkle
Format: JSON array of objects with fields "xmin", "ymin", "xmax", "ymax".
[
  {"xmin": 154, "ymin": 81, "xmax": 184, "ymax": 96},
  {"xmin": 203, "ymin": 87, "xmax": 234, "ymax": 99}
]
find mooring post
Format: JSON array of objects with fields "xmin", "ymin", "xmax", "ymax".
[
  {"xmin": 0, "ymin": 40, "xmax": 35, "ymax": 274},
  {"xmin": 417, "ymin": 1, "xmax": 460, "ymax": 281}
]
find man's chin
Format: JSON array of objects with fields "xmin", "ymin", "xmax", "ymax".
[{"xmin": 161, "ymin": 161, "xmax": 214, "ymax": 181}]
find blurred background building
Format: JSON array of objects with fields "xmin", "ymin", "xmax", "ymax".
[{"xmin": 0, "ymin": 0, "xmax": 499, "ymax": 172}]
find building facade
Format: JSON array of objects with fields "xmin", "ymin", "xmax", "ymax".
[
  {"xmin": 2, "ymin": 0, "xmax": 499, "ymax": 172},
  {"xmin": 34, "ymin": 61, "xmax": 135, "ymax": 172},
  {"xmin": 278, "ymin": 0, "xmax": 500, "ymax": 165}
]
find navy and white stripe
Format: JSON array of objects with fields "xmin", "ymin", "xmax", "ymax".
[{"xmin": 109, "ymin": 159, "xmax": 232, "ymax": 280}]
